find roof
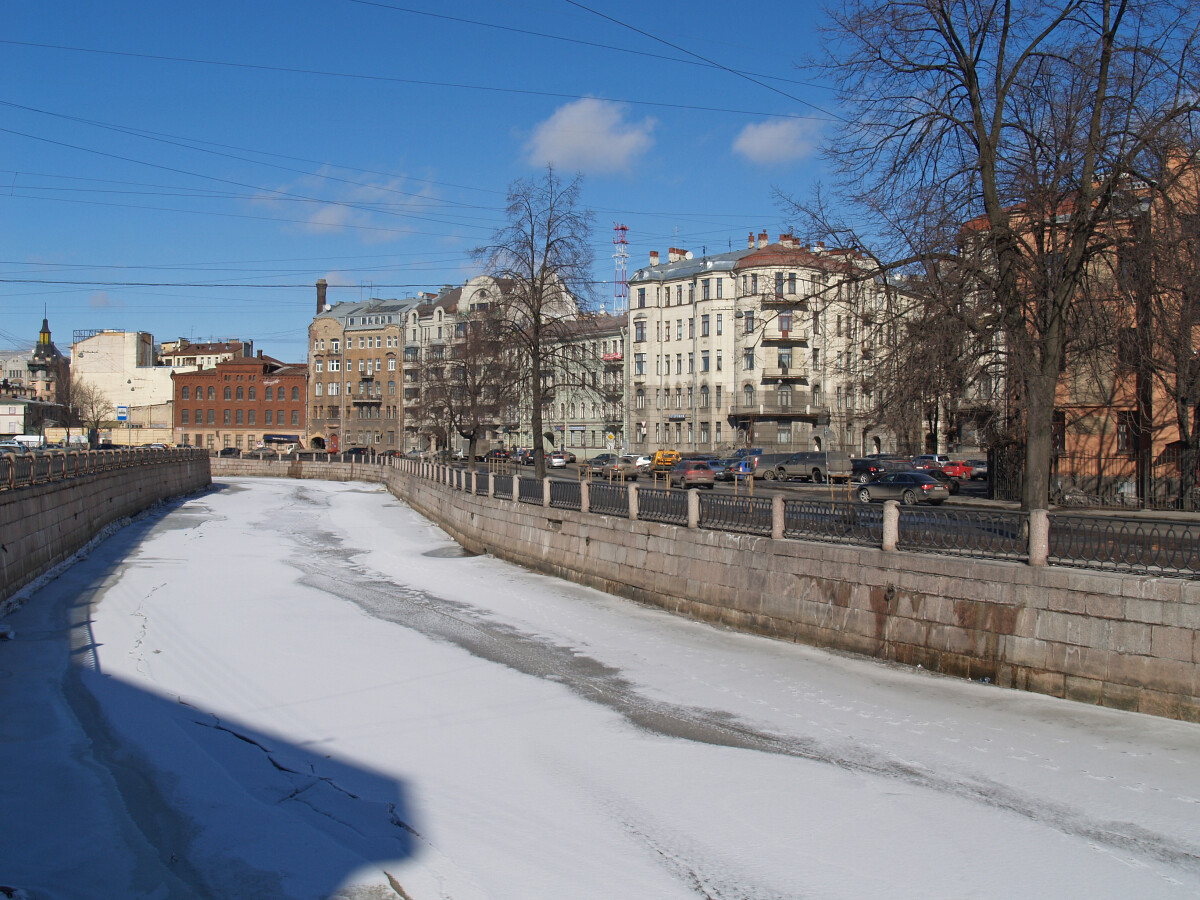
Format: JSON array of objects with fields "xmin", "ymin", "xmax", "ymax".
[
  {"xmin": 628, "ymin": 248, "xmax": 755, "ymax": 284},
  {"xmin": 734, "ymin": 242, "xmax": 862, "ymax": 274},
  {"xmin": 314, "ymin": 296, "xmax": 422, "ymax": 328}
]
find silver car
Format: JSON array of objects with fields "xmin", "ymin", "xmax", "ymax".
[{"xmin": 856, "ymin": 471, "xmax": 949, "ymax": 505}]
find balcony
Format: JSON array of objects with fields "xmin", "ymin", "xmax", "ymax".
[
  {"xmin": 762, "ymin": 330, "xmax": 810, "ymax": 346},
  {"xmin": 602, "ymin": 351, "xmax": 624, "ymax": 362},
  {"xmin": 726, "ymin": 399, "xmax": 830, "ymax": 421},
  {"xmin": 759, "ymin": 365, "xmax": 809, "ymax": 383},
  {"xmin": 760, "ymin": 293, "xmax": 809, "ymax": 308}
]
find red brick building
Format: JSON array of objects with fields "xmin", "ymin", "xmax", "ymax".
[{"xmin": 172, "ymin": 353, "xmax": 307, "ymax": 451}]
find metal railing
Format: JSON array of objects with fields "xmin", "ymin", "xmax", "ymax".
[
  {"xmin": 782, "ymin": 499, "xmax": 883, "ymax": 546},
  {"xmin": 1, "ymin": 447, "xmax": 206, "ymax": 492},
  {"xmin": 699, "ymin": 492, "xmax": 772, "ymax": 536},
  {"xmin": 493, "ymin": 473, "xmax": 513, "ymax": 500},
  {"xmin": 589, "ymin": 482, "xmax": 629, "ymax": 518},
  {"xmin": 638, "ymin": 488, "xmax": 688, "ymax": 526},
  {"xmin": 474, "ymin": 472, "xmax": 491, "ymax": 496},
  {"xmin": 518, "ymin": 476, "xmax": 543, "ymax": 504},
  {"xmin": 897, "ymin": 507, "xmax": 1029, "ymax": 560},
  {"xmin": 1048, "ymin": 514, "xmax": 1200, "ymax": 577},
  {"xmin": 549, "ymin": 479, "xmax": 582, "ymax": 511}
]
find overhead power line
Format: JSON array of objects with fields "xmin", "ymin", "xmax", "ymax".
[{"xmin": 0, "ymin": 39, "xmax": 832, "ymax": 122}]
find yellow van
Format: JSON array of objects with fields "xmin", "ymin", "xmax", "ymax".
[{"xmin": 650, "ymin": 449, "xmax": 681, "ymax": 473}]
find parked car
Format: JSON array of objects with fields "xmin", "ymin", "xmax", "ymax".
[
  {"xmin": 561, "ymin": 450, "xmax": 577, "ymax": 463},
  {"xmin": 669, "ymin": 459, "xmax": 716, "ymax": 489},
  {"xmin": 583, "ymin": 453, "xmax": 617, "ymax": 475},
  {"xmin": 764, "ymin": 450, "xmax": 853, "ymax": 483},
  {"xmin": 940, "ymin": 460, "xmax": 973, "ymax": 479},
  {"xmin": 969, "ymin": 458, "xmax": 989, "ymax": 480},
  {"xmin": 633, "ymin": 454, "xmax": 652, "ymax": 473},
  {"xmin": 649, "ymin": 448, "xmax": 681, "ymax": 474},
  {"xmin": 856, "ymin": 471, "xmax": 949, "ymax": 505},
  {"xmin": 911, "ymin": 454, "xmax": 951, "ymax": 470},
  {"xmin": 0, "ymin": 440, "xmax": 24, "ymax": 453},
  {"xmin": 343, "ymin": 446, "xmax": 371, "ymax": 459},
  {"xmin": 924, "ymin": 467, "xmax": 961, "ymax": 494},
  {"xmin": 546, "ymin": 450, "xmax": 569, "ymax": 468},
  {"xmin": 602, "ymin": 455, "xmax": 641, "ymax": 481},
  {"xmin": 483, "ymin": 448, "xmax": 510, "ymax": 462},
  {"xmin": 712, "ymin": 457, "xmax": 745, "ymax": 481},
  {"xmin": 217, "ymin": 447, "xmax": 241, "ymax": 458},
  {"xmin": 852, "ymin": 457, "xmax": 914, "ymax": 482}
]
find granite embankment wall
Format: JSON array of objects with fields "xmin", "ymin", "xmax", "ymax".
[
  {"xmin": 213, "ymin": 459, "xmax": 1200, "ymax": 722},
  {"xmin": 0, "ymin": 456, "xmax": 212, "ymax": 609}
]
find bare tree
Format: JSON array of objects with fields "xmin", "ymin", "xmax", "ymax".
[
  {"xmin": 474, "ymin": 167, "xmax": 594, "ymax": 477},
  {"xmin": 70, "ymin": 376, "xmax": 114, "ymax": 442},
  {"xmin": 787, "ymin": 0, "xmax": 1199, "ymax": 508}
]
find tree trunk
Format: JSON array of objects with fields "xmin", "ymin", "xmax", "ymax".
[{"xmin": 1023, "ymin": 372, "xmax": 1058, "ymax": 510}]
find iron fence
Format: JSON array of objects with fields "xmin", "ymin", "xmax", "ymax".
[
  {"xmin": 549, "ymin": 479, "xmax": 582, "ymax": 511},
  {"xmin": 493, "ymin": 473, "xmax": 513, "ymax": 500},
  {"xmin": 1048, "ymin": 514, "xmax": 1200, "ymax": 578},
  {"xmin": 782, "ymin": 499, "xmax": 883, "ymax": 546},
  {"xmin": 698, "ymin": 493, "xmax": 772, "ymax": 536},
  {"xmin": 475, "ymin": 472, "xmax": 491, "ymax": 496},
  {"xmin": 589, "ymin": 482, "xmax": 629, "ymax": 518},
  {"xmin": 897, "ymin": 507, "xmax": 1029, "ymax": 560},
  {"xmin": 638, "ymin": 488, "xmax": 688, "ymax": 526},
  {"xmin": 518, "ymin": 477, "xmax": 543, "ymax": 504}
]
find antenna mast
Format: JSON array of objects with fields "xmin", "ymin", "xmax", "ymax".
[{"xmin": 612, "ymin": 223, "xmax": 629, "ymax": 315}]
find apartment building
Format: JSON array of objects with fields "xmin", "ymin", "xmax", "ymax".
[
  {"xmin": 628, "ymin": 233, "xmax": 897, "ymax": 456},
  {"xmin": 159, "ymin": 338, "xmax": 253, "ymax": 369},
  {"xmin": 544, "ymin": 314, "xmax": 627, "ymax": 457},
  {"xmin": 172, "ymin": 352, "xmax": 307, "ymax": 450}
]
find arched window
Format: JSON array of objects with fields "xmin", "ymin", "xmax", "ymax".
[
  {"xmin": 292, "ymin": 387, "xmax": 300, "ymax": 401},
  {"xmin": 699, "ymin": 385, "xmax": 709, "ymax": 408},
  {"xmin": 223, "ymin": 386, "xmax": 231, "ymax": 400},
  {"xmin": 264, "ymin": 386, "xmax": 273, "ymax": 401},
  {"xmin": 181, "ymin": 386, "xmax": 190, "ymax": 400},
  {"xmin": 743, "ymin": 384, "xmax": 755, "ymax": 407},
  {"xmin": 208, "ymin": 386, "xmax": 215, "ymax": 400},
  {"xmin": 236, "ymin": 386, "xmax": 244, "ymax": 401},
  {"xmin": 812, "ymin": 383, "xmax": 822, "ymax": 406},
  {"xmin": 248, "ymin": 386, "xmax": 256, "ymax": 401},
  {"xmin": 635, "ymin": 389, "xmax": 645, "ymax": 409},
  {"xmin": 778, "ymin": 386, "xmax": 791, "ymax": 407}
]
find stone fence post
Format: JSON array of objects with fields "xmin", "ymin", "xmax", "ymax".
[
  {"xmin": 1028, "ymin": 509, "xmax": 1049, "ymax": 566},
  {"xmin": 628, "ymin": 483, "xmax": 639, "ymax": 521},
  {"xmin": 882, "ymin": 501, "xmax": 899, "ymax": 551},
  {"xmin": 580, "ymin": 480, "xmax": 590, "ymax": 514},
  {"xmin": 543, "ymin": 477, "xmax": 551, "ymax": 508},
  {"xmin": 687, "ymin": 488, "xmax": 700, "ymax": 528},
  {"xmin": 771, "ymin": 494, "xmax": 784, "ymax": 541}
]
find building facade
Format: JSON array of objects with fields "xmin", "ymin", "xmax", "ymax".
[
  {"xmin": 159, "ymin": 338, "xmax": 253, "ymax": 369},
  {"xmin": 71, "ymin": 329, "xmax": 194, "ymax": 429},
  {"xmin": 545, "ymin": 314, "xmax": 627, "ymax": 456},
  {"xmin": 628, "ymin": 234, "xmax": 898, "ymax": 457},
  {"xmin": 172, "ymin": 353, "xmax": 307, "ymax": 451}
]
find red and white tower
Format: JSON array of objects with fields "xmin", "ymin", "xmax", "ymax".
[{"xmin": 612, "ymin": 223, "xmax": 629, "ymax": 314}]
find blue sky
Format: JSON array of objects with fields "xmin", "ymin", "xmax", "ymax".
[{"xmin": 0, "ymin": 1, "xmax": 837, "ymax": 361}]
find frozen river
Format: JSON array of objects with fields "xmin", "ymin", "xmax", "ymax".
[{"xmin": 2, "ymin": 476, "xmax": 1199, "ymax": 899}]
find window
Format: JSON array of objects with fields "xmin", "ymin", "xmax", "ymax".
[
  {"xmin": 676, "ymin": 285, "xmax": 683, "ymax": 305},
  {"xmin": 223, "ymin": 410, "xmax": 231, "ymax": 424},
  {"xmin": 195, "ymin": 408, "xmax": 202, "ymax": 422},
  {"xmin": 676, "ymin": 320, "xmax": 683, "ymax": 341},
  {"xmin": 634, "ymin": 352, "xmax": 645, "ymax": 375},
  {"xmin": 744, "ymin": 310, "xmax": 755, "ymax": 334},
  {"xmin": 743, "ymin": 384, "xmax": 755, "ymax": 406},
  {"xmin": 265, "ymin": 387, "xmax": 273, "ymax": 401},
  {"xmin": 702, "ymin": 279, "xmax": 710, "ymax": 300},
  {"xmin": 315, "ymin": 382, "xmax": 323, "ymax": 396},
  {"xmin": 743, "ymin": 348, "xmax": 755, "ymax": 370},
  {"xmin": 688, "ymin": 352, "xmax": 694, "ymax": 373},
  {"xmin": 778, "ymin": 348, "xmax": 793, "ymax": 369},
  {"xmin": 701, "ymin": 314, "xmax": 710, "ymax": 336},
  {"xmin": 248, "ymin": 411, "xmax": 256, "ymax": 425},
  {"xmin": 788, "ymin": 273, "xmax": 796, "ymax": 294},
  {"xmin": 813, "ymin": 310, "xmax": 821, "ymax": 334},
  {"xmin": 700, "ymin": 385, "xmax": 709, "ymax": 408},
  {"xmin": 636, "ymin": 389, "xmax": 645, "ymax": 409},
  {"xmin": 292, "ymin": 387, "xmax": 300, "ymax": 401},
  {"xmin": 292, "ymin": 410, "xmax": 299, "ymax": 426},
  {"xmin": 676, "ymin": 354, "xmax": 683, "ymax": 375},
  {"xmin": 181, "ymin": 410, "xmax": 190, "ymax": 424},
  {"xmin": 688, "ymin": 283, "xmax": 695, "ymax": 303},
  {"xmin": 236, "ymin": 409, "xmax": 244, "ymax": 425},
  {"xmin": 637, "ymin": 287, "xmax": 646, "ymax": 308},
  {"xmin": 778, "ymin": 385, "xmax": 792, "ymax": 407},
  {"xmin": 716, "ymin": 350, "xmax": 723, "ymax": 371},
  {"xmin": 266, "ymin": 410, "xmax": 274, "ymax": 425},
  {"xmin": 779, "ymin": 311, "xmax": 792, "ymax": 332},
  {"xmin": 224, "ymin": 386, "xmax": 232, "ymax": 400},
  {"xmin": 181, "ymin": 386, "xmax": 190, "ymax": 400},
  {"xmin": 207, "ymin": 386, "xmax": 215, "ymax": 400},
  {"xmin": 330, "ymin": 359, "xmax": 340, "ymax": 372},
  {"xmin": 716, "ymin": 314, "xmax": 723, "ymax": 335},
  {"xmin": 751, "ymin": 273, "xmax": 758, "ymax": 294},
  {"xmin": 716, "ymin": 278, "xmax": 723, "ymax": 299},
  {"xmin": 701, "ymin": 351, "xmax": 709, "ymax": 372},
  {"xmin": 775, "ymin": 272, "xmax": 784, "ymax": 296},
  {"xmin": 778, "ymin": 424, "xmax": 791, "ymax": 444},
  {"xmin": 207, "ymin": 409, "xmax": 215, "ymax": 424},
  {"xmin": 331, "ymin": 339, "xmax": 340, "ymax": 352},
  {"xmin": 634, "ymin": 320, "xmax": 646, "ymax": 342}
]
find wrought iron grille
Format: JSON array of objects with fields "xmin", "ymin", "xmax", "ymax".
[
  {"xmin": 1048, "ymin": 514, "xmax": 1200, "ymax": 578},
  {"xmin": 549, "ymin": 479, "xmax": 582, "ymax": 510},
  {"xmin": 474, "ymin": 472, "xmax": 490, "ymax": 496},
  {"xmin": 638, "ymin": 488, "xmax": 688, "ymax": 525},
  {"xmin": 518, "ymin": 477, "xmax": 543, "ymax": 504},
  {"xmin": 896, "ymin": 507, "xmax": 1029, "ymax": 560},
  {"xmin": 782, "ymin": 499, "xmax": 883, "ymax": 545},
  {"xmin": 698, "ymin": 493, "xmax": 772, "ymax": 535},
  {"xmin": 589, "ymin": 482, "xmax": 629, "ymax": 517},
  {"xmin": 493, "ymin": 473, "xmax": 514, "ymax": 499}
]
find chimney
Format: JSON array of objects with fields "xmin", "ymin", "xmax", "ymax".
[
  {"xmin": 316, "ymin": 279, "xmax": 327, "ymax": 315},
  {"xmin": 757, "ymin": 231, "xmax": 768, "ymax": 249},
  {"xmin": 814, "ymin": 241, "xmax": 826, "ymax": 253},
  {"xmin": 649, "ymin": 250, "xmax": 660, "ymax": 265},
  {"xmin": 257, "ymin": 349, "xmax": 264, "ymax": 359},
  {"xmin": 748, "ymin": 232, "xmax": 755, "ymax": 249},
  {"xmin": 668, "ymin": 247, "xmax": 685, "ymax": 263}
]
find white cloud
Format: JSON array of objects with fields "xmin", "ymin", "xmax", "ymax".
[
  {"xmin": 88, "ymin": 291, "xmax": 123, "ymax": 309},
  {"xmin": 525, "ymin": 99, "xmax": 655, "ymax": 174},
  {"xmin": 732, "ymin": 119, "xmax": 820, "ymax": 166},
  {"xmin": 252, "ymin": 168, "xmax": 427, "ymax": 243}
]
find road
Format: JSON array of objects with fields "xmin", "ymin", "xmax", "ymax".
[{"xmin": 1, "ymin": 476, "xmax": 1198, "ymax": 899}]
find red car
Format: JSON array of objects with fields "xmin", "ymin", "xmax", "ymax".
[{"xmin": 941, "ymin": 460, "xmax": 973, "ymax": 478}]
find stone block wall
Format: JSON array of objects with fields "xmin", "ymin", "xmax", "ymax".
[{"xmin": 0, "ymin": 456, "xmax": 211, "ymax": 609}]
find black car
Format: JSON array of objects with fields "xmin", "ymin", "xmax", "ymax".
[
  {"xmin": 217, "ymin": 447, "xmax": 241, "ymax": 457},
  {"xmin": 484, "ymin": 448, "xmax": 510, "ymax": 462},
  {"xmin": 852, "ymin": 457, "xmax": 914, "ymax": 483},
  {"xmin": 924, "ymin": 467, "xmax": 961, "ymax": 494}
]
